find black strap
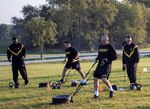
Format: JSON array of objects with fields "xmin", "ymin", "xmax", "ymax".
[{"xmin": 70, "ymin": 62, "xmax": 96, "ymax": 99}]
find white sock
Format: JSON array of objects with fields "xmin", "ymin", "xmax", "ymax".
[
  {"xmin": 94, "ymin": 90, "xmax": 99, "ymax": 96},
  {"xmin": 109, "ymin": 86, "xmax": 114, "ymax": 91}
]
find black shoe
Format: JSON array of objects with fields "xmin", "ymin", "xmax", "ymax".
[
  {"xmin": 25, "ymin": 80, "xmax": 29, "ymax": 85},
  {"xmin": 57, "ymin": 79, "xmax": 64, "ymax": 84},
  {"xmin": 93, "ymin": 95, "xmax": 99, "ymax": 99},
  {"xmin": 14, "ymin": 83, "xmax": 19, "ymax": 88},
  {"xmin": 130, "ymin": 83, "xmax": 135, "ymax": 90},
  {"xmin": 109, "ymin": 91, "xmax": 114, "ymax": 98}
]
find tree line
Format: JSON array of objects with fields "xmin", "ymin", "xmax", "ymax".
[{"xmin": 0, "ymin": 0, "xmax": 150, "ymax": 53}]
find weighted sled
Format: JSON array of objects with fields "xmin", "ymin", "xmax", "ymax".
[{"xmin": 52, "ymin": 95, "xmax": 71, "ymax": 104}]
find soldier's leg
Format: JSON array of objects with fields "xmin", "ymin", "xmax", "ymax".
[
  {"xmin": 106, "ymin": 64, "xmax": 111, "ymax": 79},
  {"xmin": 73, "ymin": 61, "xmax": 85, "ymax": 79},
  {"xmin": 94, "ymin": 77, "xmax": 99, "ymax": 98},
  {"xmin": 131, "ymin": 63, "xmax": 137, "ymax": 84},
  {"xmin": 127, "ymin": 63, "xmax": 136, "ymax": 90},
  {"xmin": 57, "ymin": 61, "xmax": 70, "ymax": 83},
  {"xmin": 19, "ymin": 63, "xmax": 29, "ymax": 85},
  {"xmin": 126, "ymin": 64, "xmax": 133, "ymax": 83},
  {"xmin": 12, "ymin": 64, "xmax": 19, "ymax": 88},
  {"xmin": 101, "ymin": 77, "xmax": 114, "ymax": 98}
]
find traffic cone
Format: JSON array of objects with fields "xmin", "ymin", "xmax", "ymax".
[
  {"xmin": 143, "ymin": 67, "xmax": 148, "ymax": 73},
  {"xmin": 99, "ymin": 84, "xmax": 103, "ymax": 92}
]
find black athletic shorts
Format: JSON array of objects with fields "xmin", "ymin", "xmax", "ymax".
[
  {"xmin": 65, "ymin": 61, "xmax": 81, "ymax": 71},
  {"xmin": 93, "ymin": 63, "xmax": 111, "ymax": 79}
]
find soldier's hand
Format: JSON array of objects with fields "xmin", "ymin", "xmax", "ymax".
[
  {"xmin": 8, "ymin": 59, "xmax": 11, "ymax": 62},
  {"xmin": 72, "ymin": 59, "xmax": 78, "ymax": 63},
  {"xmin": 122, "ymin": 66, "xmax": 125, "ymax": 71},
  {"xmin": 21, "ymin": 56, "xmax": 25, "ymax": 60},
  {"xmin": 94, "ymin": 58, "xmax": 98, "ymax": 64},
  {"xmin": 63, "ymin": 59, "xmax": 67, "ymax": 63},
  {"xmin": 123, "ymin": 64, "xmax": 127, "ymax": 71},
  {"xmin": 134, "ymin": 63, "xmax": 138, "ymax": 68}
]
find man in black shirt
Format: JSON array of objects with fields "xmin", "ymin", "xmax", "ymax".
[
  {"xmin": 58, "ymin": 41, "xmax": 86, "ymax": 84},
  {"xmin": 93, "ymin": 35, "xmax": 117, "ymax": 98},
  {"xmin": 122, "ymin": 36, "xmax": 139, "ymax": 90},
  {"xmin": 7, "ymin": 37, "xmax": 29, "ymax": 88}
]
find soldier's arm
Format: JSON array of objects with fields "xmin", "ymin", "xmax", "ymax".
[
  {"xmin": 107, "ymin": 45, "xmax": 117, "ymax": 62},
  {"xmin": 7, "ymin": 48, "xmax": 11, "ymax": 62},
  {"xmin": 22, "ymin": 45, "xmax": 26, "ymax": 58},
  {"xmin": 134, "ymin": 46, "xmax": 139, "ymax": 63}
]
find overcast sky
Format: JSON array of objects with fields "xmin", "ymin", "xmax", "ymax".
[
  {"xmin": 0, "ymin": 0, "xmax": 47, "ymax": 24},
  {"xmin": 0, "ymin": 0, "xmax": 123, "ymax": 25}
]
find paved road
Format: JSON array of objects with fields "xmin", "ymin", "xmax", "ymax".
[{"xmin": 0, "ymin": 51, "xmax": 150, "ymax": 66}]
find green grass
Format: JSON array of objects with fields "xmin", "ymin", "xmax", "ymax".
[{"xmin": 0, "ymin": 58, "xmax": 150, "ymax": 109}]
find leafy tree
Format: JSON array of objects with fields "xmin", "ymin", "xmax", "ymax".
[
  {"xmin": 109, "ymin": 2, "xmax": 147, "ymax": 48},
  {"xmin": 22, "ymin": 5, "xmax": 39, "ymax": 22},
  {"xmin": 11, "ymin": 17, "xmax": 25, "ymax": 39},
  {"xmin": 39, "ymin": 5, "xmax": 51, "ymax": 20},
  {"xmin": 134, "ymin": 0, "xmax": 150, "ymax": 7},
  {"xmin": 0, "ymin": 24, "xmax": 10, "ymax": 41},
  {"xmin": 24, "ymin": 17, "xmax": 57, "ymax": 58},
  {"xmin": 47, "ymin": 0, "xmax": 118, "ymax": 50}
]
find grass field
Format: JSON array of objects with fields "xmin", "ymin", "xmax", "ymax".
[{"xmin": 0, "ymin": 58, "xmax": 150, "ymax": 109}]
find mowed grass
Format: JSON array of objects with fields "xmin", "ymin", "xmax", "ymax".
[{"xmin": 0, "ymin": 58, "xmax": 150, "ymax": 109}]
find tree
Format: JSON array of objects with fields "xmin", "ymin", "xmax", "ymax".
[
  {"xmin": 24, "ymin": 17, "xmax": 57, "ymax": 58},
  {"xmin": 39, "ymin": 4, "xmax": 51, "ymax": 20},
  {"xmin": 109, "ymin": 2, "xmax": 147, "ymax": 48},
  {"xmin": 11, "ymin": 17, "xmax": 25, "ymax": 39},
  {"xmin": 0, "ymin": 24, "xmax": 10, "ymax": 41},
  {"xmin": 47, "ymin": 0, "xmax": 118, "ymax": 50},
  {"xmin": 22, "ymin": 5, "xmax": 39, "ymax": 22},
  {"xmin": 134, "ymin": 0, "xmax": 150, "ymax": 7}
]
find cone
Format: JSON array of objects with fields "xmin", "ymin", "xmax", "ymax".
[
  {"xmin": 99, "ymin": 84, "xmax": 103, "ymax": 92},
  {"xmin": 143, "ymin": 67, "xmax": 148, "ymax": 73}
]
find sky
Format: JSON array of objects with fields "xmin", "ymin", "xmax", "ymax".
[
  {"xmin": 0, "ymin": 0, "xmax": 47, "ymax": 25},
  {"xmin": 0, "ymin": 0, "xmax": 123, "ymax": 25}
]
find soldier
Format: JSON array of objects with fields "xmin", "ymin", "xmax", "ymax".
[
  {"xmin": 93, "ymin": 35, "xmax": 117, "ymax": 98},
  {"xmin": 58, "ymin": 41, "xmax": 86, "ymax": 84},
  {"xmin": 7, "ymin": 37, "xmax": 29, "ymax": 88},
  {"xmin": 122, "ymin": 36, "xmax": 139, "ymax": 90}
]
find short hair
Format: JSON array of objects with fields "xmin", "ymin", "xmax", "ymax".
[
  {"xmin": 64, "ymin": 41, "xmax": 71, "ymax": 44},
  {"xmin": 125, "ymin": 35, "xmax": 131, "ymax": 39},
  {"xmin": 12, "ymin": 37, "xmax": 18, "ymax": 41},
  {"xmin": 101, "ymin": 35, "xmax": 109, "ymax": 41}
]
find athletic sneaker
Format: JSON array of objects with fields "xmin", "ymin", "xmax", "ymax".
[
  {"xmin": 80, "ymin": 79, "xmax": 87, "ymax": 85},
  {"xmin": 109, "ymin": 91, "xmax": 114, "ymax": 98},
  {"xmin": 130, "ymin": 83, "xmax": 135, "ymax": 90},
  {"xmin": 93, "ymin": 95, "xmax": 99, "ymax": 99},
  {"xmin": 14, "ymin": 83, "xmax": 19, "ymax": 88},
  {"xmin": 25, "ymin": 80, "xmax": 29, "ymax": 85}
]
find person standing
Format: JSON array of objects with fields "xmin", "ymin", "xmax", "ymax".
[
  {"xmin": 122, "ymin": 36, "xmax": 139, "ymax": 90},
  {"xmin": 93, "ymin": 35, "xmax": 117, "ymax": 98},
  {"xmin": 7, "ymin": 37, "xmax": 29, "ymax": 88},
  {"xmin": 58, "ymin": 41, "xmax": 86, "ymax": 84}
]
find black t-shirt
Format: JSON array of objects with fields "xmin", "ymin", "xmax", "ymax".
[
  {"xmin": 97, "ymin": 44, "xmax": 117, "ymax": 64},
  {"xmin": 65, "ymin": 47, "xmax": 78, "ymax": 62}
]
